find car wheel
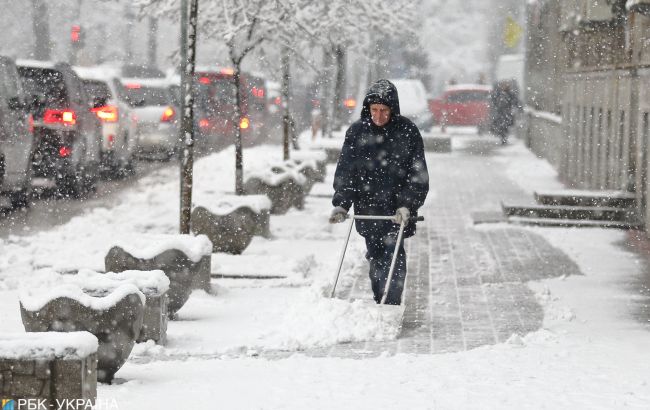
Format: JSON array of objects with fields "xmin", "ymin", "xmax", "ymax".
[
  {"xmin": 10, "ymin": 188, "xmax": 31, "ymax": 210},
  {"xmin": 57, "ymin": 173, "xmax": 84, "ymax": 199}
]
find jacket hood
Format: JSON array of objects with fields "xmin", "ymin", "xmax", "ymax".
[{"xmin": 361, "ymin": 79, "xmax": 401, "ymax": 122}]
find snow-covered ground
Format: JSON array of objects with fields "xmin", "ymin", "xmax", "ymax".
[{"xmin": 1, "ymin": 132, "xmax": 650, "ymax": 409}]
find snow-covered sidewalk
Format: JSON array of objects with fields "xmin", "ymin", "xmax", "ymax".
[{"xmin": 1, "ymin": 132, "xmax": 650, "ymax": 409}]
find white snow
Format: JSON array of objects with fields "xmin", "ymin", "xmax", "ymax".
[
  {"xmin": 19, "ymin": 282, "xmax": 145, "ymax": 312},
  {"xmin": 0, "ymin": 332, "xmax": 98, "ymax": 360},
  {"xmin": 74, "ymin": 269, "xmax": 170, "ymax": 296},
  {"xmin": 1, "ymin": 139, "xmax": 650, "ymax": 408},
  {"xmin": 110, "ymin": 234, "xmax": 212, "ymax": 263},
  {"xmin": 194, "ymin": 194, "xmax": 271, "ymax": 216},
  {"xmin": 245, "ymin": 163, "xmax": 308, "ymax": 187}
]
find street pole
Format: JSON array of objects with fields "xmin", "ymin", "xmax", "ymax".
[
  {"xmin": 281, "ymin": 46, "xmax": 290, "ymax": 160},
  {"xmin": 179, "ymin": 0, "xmax": 199, "ymax": 234},
  {"xmin": 148, "ymin": 16, "xmax": 158, "ymax": 67}
]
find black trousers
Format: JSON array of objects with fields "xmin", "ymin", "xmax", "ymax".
[{"xmin": 365, "ymin": 232, "xmax": 406, "ymax": 305}]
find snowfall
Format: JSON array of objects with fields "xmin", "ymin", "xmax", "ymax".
[{"xmin": 1, "ymin": 129, "xmax": 650, "ymax": 409}]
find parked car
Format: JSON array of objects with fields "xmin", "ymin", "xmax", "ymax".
[
  {"xmin": 17, "ymin": 60, "xmax": 101, "ymax": 197},
  {"xmin": 429, "ymin": 84, "xmax": 491, "ymax": 132},
  {"xmin": 0, "ymin": 56, "xmax": 34, "ymax": 209},
  {"xmin": 73, "ymin": 66, "xmax": 136, "ymax": 177},
  {"xmin": 115, "ymin": 77, "xmax": 178, "ymax": 160},
  {"xmin": 389, "ymin": 78, "xmax": 434, "ymax": 131}
]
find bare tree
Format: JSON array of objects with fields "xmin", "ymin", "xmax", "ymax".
[{"xmin": 31, "ymin": 0, "xmax": 51, "ymax": 60}]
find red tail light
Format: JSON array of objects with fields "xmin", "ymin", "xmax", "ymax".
[
  {"xmin": 199, "ymin": 77, "xmax": 211, "ymax": 85},
  {"xmin": 59, "ymin": 146, "xmax": 72, "ymax": 157},
  {"xmin": 28, "ymin": 114, "xmax": 34, "ymax": 133},
  {"xmin": 239, "ymin": 117, "xmax": 250, "ymax": 129},
  {"xmin": 91, "ymin": 105, "xmax": 119, "ymax": 123},
  {"xmin": 125, "ymin": 83, "xmax": 142, "ymax": 89},
  {"xmin": 199, "ymin": 118, "xmax": 210, "ymax": 128},
  {"xmin": 161, "ymin": 107, "xmax": 175, "ymax": 122},
  {"xmin": 43, "ymin": 109, "xmax": 76, "ymax": 126}
]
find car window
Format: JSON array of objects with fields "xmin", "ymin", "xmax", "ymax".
[
  {"xmin": 18, "ymin": 67, "xmax": 68, "ymax": 107},
  {"xmin": 446, "ymin": 91, "xmax": 490, "ymax": 103},
  {"xmin": 83, "ymin": 80, "xmax": 112, "ymax": 105},
  {"xmin": 118, "ymin": 84, "xmax": 170, "ymax": 107}
]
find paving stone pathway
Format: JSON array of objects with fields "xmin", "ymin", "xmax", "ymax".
[{"xmin": 316, "ymin": 138, "xmax": 582, "ymax": 357}]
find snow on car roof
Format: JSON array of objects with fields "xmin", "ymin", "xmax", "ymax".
[
  {"xmin": 15, "ymin": 59, "xmax": 57, "ymax": 69},
  {"xmin": 445, "ymin": 83, "xmax": 492, "ymax": 92},
  {"xmin": 73, "ymin": 65, "xmax": 121, "ymax": 81}
]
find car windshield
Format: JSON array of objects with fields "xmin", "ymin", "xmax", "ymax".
[
  {"xmin": 83, "ymin": 80, "xmax": 112, "ymax": 106},
  {"xmin": 446, "ymin": 90, "xmax": 489, "ymax": 103},
  {"xmin": 18, "ymin": 67, "xmax": 68, "ymax": 107},
  {"xmin": 119, "ymin": 85, "xmax": 170, "ymax": 107},
  {"xmin": 196, "ymin": 77, "xmax": 236, "ymax": 107}
]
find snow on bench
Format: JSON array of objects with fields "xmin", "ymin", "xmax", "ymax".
[
  {"xmin": 0, "ymin": 332, "xmax": 97, "ymax": 406},
  {"xmin": 105, "ymin": 234, "xmax": 213, "ymax": 313},
  {"xmin": 19, "ymin": 283, "xmax": 144, "ymax": 383}
]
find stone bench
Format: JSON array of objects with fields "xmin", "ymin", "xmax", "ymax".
[
  {"xmin": 0, "ymin": 332, "xmax": 97, "ymax": 408},
  {"xmin": 309, "ymin": 135, "xmax": 344, "ymax": 163},
  {"xmin": 421, "ymin": 134, "xmax": 452, "ymax": 152},
  {"xmin": 19, "ymin": 284, "xmax": 144, "ymax": 384},
  {"xmin": 70, "ymin": 269, "xmax": 170, "ymax": 345},
  {"xmin": 191, "ymin": 195, "xmax": 272, "ymax": 255},
  {"xmin": 244, "ymin": 168, "xmax": 308, "ymax": 214},
  {"xmin": 104, "ymin": 234, "xmax": 212, "ymax": 316},
  {"xmin": 281, "ymin": 159, "xmax": 325, "ymax": 193},
  {"xmin": 291, "ymin": 150, "xmax": 327, "ymax": 177}
]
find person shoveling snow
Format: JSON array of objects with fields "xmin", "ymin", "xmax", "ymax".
[{"xmin": 329, "ymin": 79, "xmax": 429, "ymax": 306}]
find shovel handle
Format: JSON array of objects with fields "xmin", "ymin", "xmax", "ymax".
[{"xmin": 346, "ymin": 215, "xmax": 425, "ymax": 222}]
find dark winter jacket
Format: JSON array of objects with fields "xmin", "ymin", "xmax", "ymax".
[
  {"xmin": 489, "ymin": 81, "xmax": 521, "ymax": 136},
  {"xmin": 332, "ymin": 79, "xmax": 429, "ymax": 238}
]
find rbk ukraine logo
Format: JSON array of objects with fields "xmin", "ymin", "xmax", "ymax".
[{"xmin": 1, "ymin": 399, "xmax": 14, "ymax": 410}]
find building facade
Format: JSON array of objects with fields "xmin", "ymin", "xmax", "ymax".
[{"xmin": 524, "ymin": 0, "xmax": 650, "ymax": 229}]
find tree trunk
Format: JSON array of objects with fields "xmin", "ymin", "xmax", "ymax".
[
  {"xmin": 179, "ymin": 0, "xmax": 199, "ymax": 234},
  {"xmin": 124, "ymin": 4, "xmax": 135, "ymax": 61},
  {"xmin": 233, "ymin": 63, "xmax": 244, "ymax": 195},
  {"xmin": 281, "ymin": 47, "xmax": 291, "ymax": 160},
  {"xmin": 321, "ymin": 47, "xmax": 335, "ymax": 138},
  {"xmin": 148, "ymin": 16, "xmax": 158, "ymax": 67},
  {"xmin": 332, "ymin": 44, "xmax": 346, "ymax": 132},
  {"xmin": 31, "ymin": 0, "xmax": 51, "ymax": 61}
]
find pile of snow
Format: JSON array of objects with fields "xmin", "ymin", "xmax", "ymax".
[
  {"xmin": 261, "ymin": 283, "xmax": 403, "ymax": 351},
  {"xmin": 0, "ymin": 332, "xmax": 98, "ymax": 360}
]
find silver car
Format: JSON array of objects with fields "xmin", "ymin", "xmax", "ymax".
[
  {"xmin": 0, "ymin": 56, "xmax": 33, "ymax": 209},
  {"xmin": 115, "ymin": 78, "xmax": 179, "ymax": 160},
  {"xmin": 74, "ymin": 66, "xmax": 137, "ymax": 177}
]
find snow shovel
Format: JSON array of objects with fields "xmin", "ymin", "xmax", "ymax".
[{"xmin": 330, "ymin": 214, "xmax": 425, "ymax": 304}]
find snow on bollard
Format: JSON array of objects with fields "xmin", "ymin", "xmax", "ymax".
[
  {"xmin": 191, "ymin": 194, "xmax": 272, "ymax": 255},
  {"xmin": 104, "ymin": 234, "xmax": 212, "ymax": 315},
  {"xmin": 0, "ymin": 332, "xmax": 98, "ymax": 408},
  {"xmin": 69, "ymin": 269, "xmax": 170, "ymax": 345},
  {"xmin": 244, "ymin": 166, "xmax": 308, "ymax": 214},
  {"xmin": 19, "ymin": 283, "xmax": 144, "ymax": 384}
]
